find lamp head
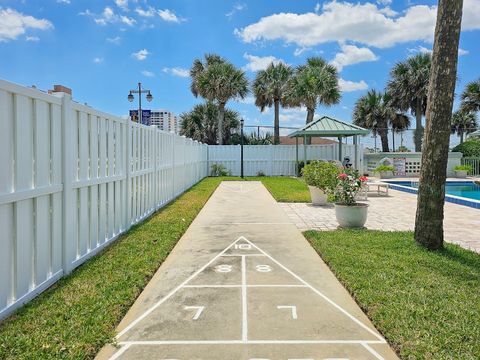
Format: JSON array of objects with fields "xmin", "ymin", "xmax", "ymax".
[
  {"xmin": 146, "ymin": 92, "xmax": 153, "ymax": 102},
  {"xmin": 127, "ymin": 93, "xmax": 134, "ymax": 102}
]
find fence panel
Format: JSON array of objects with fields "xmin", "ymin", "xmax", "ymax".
[
  {"xmin": 0, "ymin": 79, "xmax": 208, "ymax": 320},
  {"xmin": 462, "ymin": 157, "xmax": 480, "ymax": 175}
]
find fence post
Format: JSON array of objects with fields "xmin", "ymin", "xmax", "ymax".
[
  {"xmin": 171, "ymin": 133, "xmax": 175, "ymax": 199},
  {"xmin": 124, "ymin": 118, "xmax": 131, "ymax": 230},
  {"xmin": 59, "ymin": 93, "xmax": 76, "ymax": 274}
]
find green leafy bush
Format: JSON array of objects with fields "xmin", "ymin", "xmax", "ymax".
[
  {"xmin": 301, "ymin": 161, "xmax": 340, "ymax": 192},
  {"xmin": 210, "ymin": 163, "xmax": 230, "ymax": 176},
  {"xmin": 454, "ymin": 164, "xmax": 473, "ymax": 173},
  {"xmin": 452, "ymin": 139, "xmax": 480, "ymax": 157},
  {"xmin": 374, "ymin": 164, "xmax": 395, "ymax": 172}
]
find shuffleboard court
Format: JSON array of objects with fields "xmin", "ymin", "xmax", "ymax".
[{"xmin": 96, "ymin": 182, "xmax": 399, "ymax": 360}]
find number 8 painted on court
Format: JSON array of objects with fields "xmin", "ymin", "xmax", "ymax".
[
  {"xmin": 256, "ymin": 265, "xmax": 272, "ymax": 273},
  {"xmin": 215, "ymin": 264, "xmax": 233, "ymax": 273}
]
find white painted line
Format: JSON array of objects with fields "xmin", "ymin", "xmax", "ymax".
[
  {"xmin": 118, "ymin": 340, "xmax": 386, "ymax": 345},
  {"xmin": 240, "ymin": 236, "xmax": 386, "ymax": 343},
  {"xmin": 241, "ymin": 255, "xmax": 248, "ymax": 343},
  {"xmin": 108, "ymin": 343, "xmax": 131, "ymax": 360},
  {"xmin": 183, "ymin": 306, "xmax": 204, "ymax": 320},
  {"xmin": 183, "ymin": 285, "xmax": 241, "ymax": 288},
  {"xmin": 116, "ymin": 237, "xmax": 242, "ymax": 339},
  {"xmin": 182, "ymin": 284, "xmax": 307, "ymax": 288},
  {"xmin": 277, "ymin": 305, "xmax": 298, "ymax": 319},
  {"xmin": 248, "ymin": 284, "xmax": 307, "ymax": 288},
  {"xmin": 221, "ymin": 254, "xmax": 266, "ymax": 257},
  {"xmin": 362, "ymin": 343, "xmax": 385, "ymax": 360}
]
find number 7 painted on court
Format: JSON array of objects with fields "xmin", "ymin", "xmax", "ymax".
[
  {"xmin": 277, "ymin": 305, "xmax": 298, "ymax": 319},
  {"xmin": 184, "ymin": 306, "xmax": 205, "ymax": 320}
]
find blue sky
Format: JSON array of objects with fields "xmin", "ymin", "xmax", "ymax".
[{"xmin": 1, "ymin": 0, "xmax": 479, "ymax": 149}]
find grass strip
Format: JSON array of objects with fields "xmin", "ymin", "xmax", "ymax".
[
  {"xmin": 247, "ymin": 176, "xmax": 311, "ymax": 202},
  {"xmin": 0, "ymin": 177, "xmax": 224, "ymax": 360},
  {"xmin": 305, "ymin": 230, "xmax": 480, "ymax": 360}
]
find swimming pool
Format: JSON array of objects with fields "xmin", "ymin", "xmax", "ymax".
[{"xmin": 386, "ymin": 181, "xmax": 480, "ymax": 209}]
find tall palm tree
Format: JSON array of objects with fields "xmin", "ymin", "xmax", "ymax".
[
  {"xmin": 252, "ymin": 62, "xmax": 293, "ymax": 144},
  {"xmin": 387, "ymin": 53, "xmax": 431, "ymax": 152},
  {"xmin": 414, "ymin": 0, "xmax": 463, "ymax": 250},
  {"xmin": 451, "ymin": 110, "xmax": 477, "ymax": 143},
  {"xmin": 460, "ymin": 78, "xmax": 480, "ymax": 113},
  {"xmin": 285, "ymin": 57, "xmax": 341, "ymax": 125},
  {"xmin": 190, "ymin": 54, "xmax": 249, "ymax": 145},
  {"xmin": 353, "ymin": 90, "xmax": 408, "ymax": 152},
  {"xmin": 179, "ymin": 102, "xmax": 240, "ymax": 145}
]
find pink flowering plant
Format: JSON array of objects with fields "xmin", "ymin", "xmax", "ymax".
[{"xmin": 334, "ymin": 168, "xmax": 368, "ymax": 206}]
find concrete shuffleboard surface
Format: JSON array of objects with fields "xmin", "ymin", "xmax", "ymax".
[{"xmin": 97, "ymin": 181, "xmax": 399, "ymax": 360}]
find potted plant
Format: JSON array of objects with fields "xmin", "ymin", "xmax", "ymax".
[
  {"xmin": 374, "ymin": 164, "xmax": 395, "ymax": 179},
  {"xmin": 302, "ymin": 161, "xmax": 340, "ymax": 205},
  {"xmin": 334, "ymin": 169, "xmax": 369, "ymax": 228},
  {"xmin": 453, "ymin": 164, "xmax": 472, "ymax": 178}
]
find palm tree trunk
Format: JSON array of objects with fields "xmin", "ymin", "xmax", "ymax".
[
  {"xmin": 414, "ymin": 99, "xmax": 424, "ymax": 152},
  {"xmin": 217, "ymin": 102, "xmax": 225, "ymax": 145},
  {"xmin": 414, "ymin": 0, "xmax": 463, "ymax": 250},
  {"xmin": 379, "ymin": 125, "xmax": 390, "ymax": 152},
  {"xmin": 274, "ymin": 99, "xmax": 280, "ymax": 145},
  {"xmin": 305, "ymin": 108, "xmax": 315, "ymax": 145},
  {"xmin": 460, "ymin": 131, "xmax": 464, "ymax": 143}
]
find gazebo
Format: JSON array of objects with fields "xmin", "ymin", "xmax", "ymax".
[{"xmin": 288, "ymin": 115, "xmax": 369, "ymax": 175}]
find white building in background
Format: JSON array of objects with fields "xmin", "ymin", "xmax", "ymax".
[{"xmin": 149, "ymin": 110, "xmax": 180, "ymax": 134}]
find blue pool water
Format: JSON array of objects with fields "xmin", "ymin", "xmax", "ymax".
[{"xmin": 388, "ymin": 181, "xmax": 480, "ymax": 201}]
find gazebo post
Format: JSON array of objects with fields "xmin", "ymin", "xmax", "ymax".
[
  {"xmin": 295, "ymin": 136, "xmax": 299, "ymax": 177},
  {"xmin": 353, "ymin": 135, "xmax": 358, "ymax": 169},
  {"xmin": 338, "ymin": 136, "xmax": 343, "ymax": 161}
]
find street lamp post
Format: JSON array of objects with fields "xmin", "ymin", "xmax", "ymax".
[
  {"xmin": 127, "ymin": 82, "xmax": 153, "ymax": 124},
  {"xmin": 240, "ymin": 119, "xmax": 244, "ymax": 179}
]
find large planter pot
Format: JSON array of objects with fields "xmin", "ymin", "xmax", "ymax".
[
  {"xmin": 308, "ymin": 185, "xmax": 328, "ymax": 205},
  {"xmin": 335, "ymin": 203, "xmax": 369, "ymax": 228},
  {"xmin": 378, "ymin": 171, "xmax": 394, "ymax": 179},
  {"xmin": 454, "ymin": 170, "xmax": 468, "ymax": 178}
]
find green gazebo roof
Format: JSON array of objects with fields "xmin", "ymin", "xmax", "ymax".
[{"xmin": 288, "ymin": 115, "xmax": 369, "ymax": 138}]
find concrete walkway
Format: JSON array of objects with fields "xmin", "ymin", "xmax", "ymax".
[
  {"xmin": 97, "ymin": 181, "xmax": 399, "ymax": 360},
  {"xmin": 281, "ymin": 189, "xmax": 480, "ymax": 254}
]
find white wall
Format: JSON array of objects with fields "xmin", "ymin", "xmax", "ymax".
[
  {"xmin": 0, "ymin": 79, "xmax": 208, "ymax": 320},
  {"xmin": 208, "ymin": 144, "xmax": 361, "ymax": 176}
]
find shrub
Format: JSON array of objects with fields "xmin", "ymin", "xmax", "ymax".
[
  {"xmin": 210, "ymin": 163, "xmax": 229, "ymax": 176},
  {"xmin": 374, "ymin": 164, "xmax": 395, "ymax": 172},
  {"xmin": 256, "ymin": 170, "xmax": 265, "ymax": 177},
  {"xmin": 301, "ymin": 161, "xmax": 340, "ymax": 193},
  {"xmin": 452, "ymin": 139, "xmax": 480, "ymax": 157},
  {"xmin": 334, "ymin": 169, "xmax": 368, "ymax": 206},
  {"xmin": 454, "ymin": 164, "xmax": 473, "ymax": 173}
]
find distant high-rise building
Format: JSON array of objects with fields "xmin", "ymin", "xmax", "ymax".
[{"xmin": 149, "ymin": 110, "xmax": 179, "ymax": 134}]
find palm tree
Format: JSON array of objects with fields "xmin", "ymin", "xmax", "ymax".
[
  {"xmin": 252, "ymin": 62, "xmax": 293, "ymax": 144},
  {"xmin": 387, "ymin": 53, "xmax": 431, "ymax": 152},
  {"xmin": 353, "ymin": 90, "xmax": 408, "ymax": 152},
  {"xmin": 285, "ymin": 57, "xmax": 341, "ymax": 125},
  {"xmin": 460, "ymin": 78, "xmax": 480, "ymax": 113},
  {"xmin": 179, "ymin": 102, "xmax": 240, "ymax": 145},
  {"xmin": 414, "ymin": 0, "xmax": 463, "ymax": 250},
  {"xmin": 190, "ymin": 54, "xmax": 249, "ymax": 145},
  {"xmin": 451, "ymin": 110, "xmax": 477, "ymax": 143}
]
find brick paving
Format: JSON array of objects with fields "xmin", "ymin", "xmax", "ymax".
[{"xmin": 280, "ymin": 189, "xmax": 480, "ymax": 254}]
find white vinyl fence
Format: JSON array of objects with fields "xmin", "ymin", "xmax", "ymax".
[
  {"xmin": 208, "ymin": 144, "xmax": 361, "ymax": 176},
  {"xmin": 0, "ymin": 79, "xmax": 208, "ymax": 320}
]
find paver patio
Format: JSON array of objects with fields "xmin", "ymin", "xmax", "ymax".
[
  {"xmin": 280, "ymin": 189, "xmax": 480, "ymax": 254},
  {"xmin": 97, "ymin": 181, "xmax": 399, "ymax": 360}
]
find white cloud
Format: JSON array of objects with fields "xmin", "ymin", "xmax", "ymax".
[
  {"xmin": 279, "ymin": 107, "xmax": 308, "ymax": 122},
  {"xmin": 83, "ymin": 6, "xmax": 135, "ymax": 27},
  {"xmin": 162, "ymin": 67, "xmax": 189, "ymax": 77},
  {"xmin": 132, "ymin": 49, "xmax": 150, "ymax": 61},
  {"xmin": 330, "ymin": 43, "xmax": 379, "ymax": 71},
  {"xmin": 226, "ymin": 3, "xmax": 247, "ymax": 18},
  {"xmin": 158, "ymin": 9, "xmax": 185, "ymax": 23},
  {"xmin": 458, "ymin": 48, "xmax": 469, "ymax": 56},
  {"xmin": 293, "ymin": 46, "xmax": 310, "ymax": 57},
  {"xmin": 377, "ymin": 0, "xmax": 392, "ymax": 5},
  {"xmin": 0, "ymin": 8, "xmax": 53, "ymax": 42},
  {"xmin": 93, "ymin": 57, "xmax": 104, "ymax": 64},
  {"xmin": 25, "ymin": 35, "xmax": 39, "ymax": 42},
  {"xmin": 142, "ymin": 70, "xmax": 155, "ymax": 77},
  {"xmin": 237, "ymin": 96, "xmax": 255, "ymax": 105},
  {"xmin": 408, "ymin": 45, "xmax": 469, "ymax": 57},
  {"xmin": 243, "ymin": 53, "xmax": 283, "ymax": 72},
  {"xmin": 235, "ymin": 0, "xmax": 480, "ymax": 49},
  {"xmin": 314, "ymin": 3, "xmax": 321, "ymax": 14},
  {"xmin": 115, "ymin": 0, "xmax": 129, "ymax": 11},
  {"xmin": 135, "ymin": 7, "xmax": 156, "ymax": 17},
  {"xmin": 120, "ymin": 15, "xmax": 135, "ymax": 26},
  {"xmin": 339, "ymin": 78, "xmax": 368, "ymax": 92},
  {"xmin": 56, "ymin": 0, "xmax": 71, "ymax": 4},
  {"xmin": 106, "ymin": 36, "xmax": 121, "ymax": 44}
]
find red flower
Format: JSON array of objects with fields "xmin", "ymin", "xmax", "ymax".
[
  {"xmin": 359, "ymin": 176, "xmax": 368, "ymax": 182},
  {"xmin": 338, "ymin": 173, "xmax": 347, "ymax": 179}
]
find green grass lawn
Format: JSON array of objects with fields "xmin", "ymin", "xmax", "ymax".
[
  {"xmin": 247, "ymin": 176, "xmax": 311, "ymax": 202},
  {"xmin": 304, "ymin": 230, "xmax": 480, "ymax": 360},
  {"xmin": 0, "ymin": 177, "xmax": 225, "ymax": 360}
]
